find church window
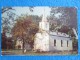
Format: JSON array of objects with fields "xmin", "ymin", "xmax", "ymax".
[
  {"xmin": 61, "ymin": 40, "xmax": 63, "ymax": 47},
  {"xmin": 67, "ymin": 40, "xmax": 68, "ymax": 47},
  {"xmin": 54, "ymin": 39, "xmax": 56, "ymax": 46}
]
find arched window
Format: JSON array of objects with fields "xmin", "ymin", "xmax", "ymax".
[
  {"xmin": 54, "ymin": 39, "xmax": 56, "ymax": 46},
  {"xmin": 61, "ymin": 40, "xmax": 63, "ymax": 47}
]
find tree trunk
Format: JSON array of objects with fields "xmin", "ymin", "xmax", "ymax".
[{"xmin": 22, "ymin": 38, "xmax": 25, "ymax": 53}]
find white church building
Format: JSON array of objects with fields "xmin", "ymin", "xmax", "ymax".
[
  {"xmin": 33, "ymin": 9, "xmax": 73, "ymax": 52},
  {"xmin": 49, "ymin": 32, "xmax": 72, "ymax": 51}
]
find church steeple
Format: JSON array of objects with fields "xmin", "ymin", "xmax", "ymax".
[
  {"xmin": 42, "ymin": 7, "xmax": 47, "ymax": 22},
  {"xmin": 39, "ymin": 7, "xmax": 49, "ymax": 31}
]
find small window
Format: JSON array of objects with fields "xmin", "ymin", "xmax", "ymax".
[
  {"xmin": 54, "ymin": 39, "xmax": 56, "ymax": 46},
  {"xmin": 67, "ymin": 41, "xmax": 68, "ymax": 47},
  {"xmin": 61, "ymin": 40, "xmax": 63, "ymax": 47}
]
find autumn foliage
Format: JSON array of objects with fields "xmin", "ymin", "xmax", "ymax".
[{"xmin": 11, "ymin": 16, "xmax": 39, "ymax": 53}]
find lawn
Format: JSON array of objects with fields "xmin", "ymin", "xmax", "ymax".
[{"xmin": 1, "ymin": 49, "xmax": 78, "ymax": 56}]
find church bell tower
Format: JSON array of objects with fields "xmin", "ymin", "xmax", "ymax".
[
  {"xmin": 34, "ymin": 7, "xmax": 50, "ymax": 52},
  {"xmin": 39, "ymin": 7, "xmax": 49, "ymax": 31}
]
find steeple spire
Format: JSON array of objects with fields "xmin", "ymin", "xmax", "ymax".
[
  {"xmin": 42, "ymin": 7, "xmax": 47, "ymax": 22},
  {"xmin": 39, "ymin": 7, "xmax": 49, "ymax": 31}
]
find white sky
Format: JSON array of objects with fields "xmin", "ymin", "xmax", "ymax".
[
  {"xmin": 2, "ymin": 7, "xmax": 62, "ymax": 20},
  {"xmin": 12, "ymin": 7, "xmax": 51, "ymax": 17},
  {"xmin": 54, "ymin": 13, "xmax": 62, "ymax": 19}
]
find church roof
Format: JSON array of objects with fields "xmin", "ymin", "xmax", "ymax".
[{"xmin": 49, "ymin": 31, "xmax": 71, "ymax": 38}]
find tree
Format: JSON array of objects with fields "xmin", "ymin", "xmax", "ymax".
[
  {"xmin": 11, "ymin": 16, "xmax": 38, "ymax": 53},
  {"xmin": 72, "ymin": 37, "xmax": 78, "ymax": 51},
  {"xmin": 58, "ymin": 25, "xmax": 70, "ymax": 34},
  {"xmin": 29, "ymin": 7, "xmax": 34, "ymax": 12},
  {"xmin": 1, "ymin": 32, "xmax": 7, "ymax": 49},
  {"xmin": 1, "ymin": 32, "xmax": 13, "ymax": 49},
  {"xmin": 2, "ymin": 7, "xmax": 16, "ymax": 37},
  {"xmin": 49, "ymin": 7, "xmax": 77, "ymax": 29},
  {"xmin": 2, "ymin": 7, "xmax": 14, "ymax": 13}
]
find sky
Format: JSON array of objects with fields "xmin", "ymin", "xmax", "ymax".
[
  {"xmin": 2, "ymin": 7, "xmax": 62, "ymax": 20},
  {"xmin": 12, "ymin": 7, "xmax": 51, "ymax": 17},
  {"xmin": 12, "ymin": 7, "xmax": 62, "ymax": 19}
]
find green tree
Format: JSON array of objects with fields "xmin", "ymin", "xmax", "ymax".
[
  {"xmin": 50, "ymin": 7, "xmax": 77, "ymax": 29},
  {"xmin": 11, "ymin": 16, "xmax": 38, "ymax": 53},
  {"xmin": 72, "ymin": 37, "xmax": 78, "ymax": 51}
]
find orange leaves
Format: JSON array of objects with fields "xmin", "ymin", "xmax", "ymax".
[
  {"xmin": 11, "ymin": 16, "xmax": 39, "ymax": 42},
  {"xmin": 11, "ymin": 15, "xmax": 39, "ymax": 50}
]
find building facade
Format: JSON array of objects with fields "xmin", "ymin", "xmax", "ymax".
[
  {"xmin": 49, "ymin": 32, "xmax": 72, "ymax": 51},
  {"xmin": 34, "ymin": 8, "xmax": 73, "ymax": 52}
]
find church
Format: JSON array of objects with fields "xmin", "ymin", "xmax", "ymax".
[
  {"xmin": 15, "ymin": 8, "xmax": 74, "ymax": 52},
  {"xmin": 33, "ymin": 9, "xmax": 73, "ymax": 52}
]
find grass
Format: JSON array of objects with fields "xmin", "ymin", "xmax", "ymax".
[{"xmin": 1, "ymin": 49, "xmax": 78, "ymax": 56}]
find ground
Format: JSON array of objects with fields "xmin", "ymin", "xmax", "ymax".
[{"xmin": 1, "ymin": 49, "xmax": 78, "ymax": 56}]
